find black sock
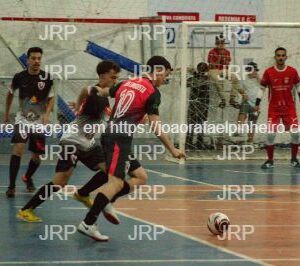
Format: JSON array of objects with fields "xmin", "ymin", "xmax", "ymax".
[
  {"xmin": 9, "ymin": 155, "xmax": 21, "ymax": 189},
  {"xmin": 24, "ymin": 159, "xmax": 40, "ymax": 180},
  {"xmin": 111, "ymin": 181, "xmax": 130, "ymax": 203},
  {"xmin": 22, "ymin": 182, "xmax": 60, "ymax": 210},
  {"xmin": 78, "ymin": 171, "xmax": 108, "ymax": 197},
  {"xmin": 84, "ymin": 192, "xmax": 109, "ymax": 225}
]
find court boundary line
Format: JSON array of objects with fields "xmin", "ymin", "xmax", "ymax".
[{"xmin": 117, "ymin": 211, "xmax": 270, "ymax": 266}]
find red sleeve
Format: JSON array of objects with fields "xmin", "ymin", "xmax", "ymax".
[
  {"xmin": 294, "ymin": 69, "xmax": 300, "ymax": 85},
  {"xmin": 261, "ymin": 69, "xmax": 270, "ymax": 86},
  {"xmin": 225, "ymin": 50, "xmax": 231, "ymax": 64},
  {"xmin": 208, "ymin": 49, "xmax": 218, "ymax": 64}
]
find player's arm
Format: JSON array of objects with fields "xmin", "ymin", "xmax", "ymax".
[
  {"xmin": 148, "ymin": 114, "xmax": 185, "ymax": 159},
  {"xmin": 97, "ymin": 82, "xmax": 123, "ymax": 98},
  {"xmin": 42, "ymin": 81, "xmax": 55, "ymax": 124},
  {"xmin": 225, "ymin": 50, "xmax": 231, "ymax": 65},
  {"xmin": 207, "ymin": 50, "xmax": 219, "ymax": 69},
  {"xmin": 254, "ymin": 71, "xmax": 269, "ymax": 112},
  {"xmin": 4, "ymin": 74, "xmax": 19, "ymax": 123},
  {"xmin": 76, "ymin": 87, "xmax": 89, "ymax": 111},
  {"xmin": 77, "ymin": 86, "xmax": 109, "ymax": 119},
  {"xmin": 294, "ymin": 69, "xmax": 300, "ymax": 100},
  {"xmin": 4, "ymin": 91, "xmax": 14, "ymax": 123},
  {"xmin": 146, "ymin": 91, "xmax": 185, "ymax": 159}
]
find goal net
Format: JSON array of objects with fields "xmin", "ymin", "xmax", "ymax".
[{"xmin": 170, "ymin": 21, "xmax": 300, "ymax": 160}]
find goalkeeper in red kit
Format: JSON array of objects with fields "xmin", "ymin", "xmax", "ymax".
[{"xmin": 255, "ymin": 47, "xmax": 300, "ymax": 169}]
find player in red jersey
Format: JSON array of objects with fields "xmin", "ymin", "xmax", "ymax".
[
  {"xmin": 77, "ymin": 56, "xmax": 186, "ymax": 241},
  {"xmin": 255, "ymin": 47, "xmax": 300, "ymax": 169}
]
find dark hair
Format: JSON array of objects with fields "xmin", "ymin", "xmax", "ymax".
[
  {"xmin": 96, "ymin": 60, "xmax": 121, "ymax": 75},
  {"xmin": 146, "ymin": 55, "xmax": 172, "ymax": 73},
  {"xmin": 197, "ymin": 62, "xmax": 208, "ymax": 73},
  {"xmin": 27, "ymin": 47, "xmax": 43, "ymax": 57},
  {"xmin": 275, "ymin": 47, "xmax": 287, "ymax": 54},
  {"xmin": 215, "ymin": 34, "xmax": 225, "ymax": 44}
]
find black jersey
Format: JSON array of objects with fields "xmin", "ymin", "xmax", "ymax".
[
  {"xmin": 60, "ymin": 86, "xmax": 110, "ymax": 151},
  {"xmin": 11, "ymin": 70, "xmax": 53, "ymax": 123}
]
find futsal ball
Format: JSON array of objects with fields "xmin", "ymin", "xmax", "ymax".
[{"xmin": 207, "ymin": 212, "xmax": 230, "ymax": 235}]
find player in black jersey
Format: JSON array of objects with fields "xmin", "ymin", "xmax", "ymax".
[{"xmin": 4, "ymin": 47, "xmax": 54, "ymax": 197}]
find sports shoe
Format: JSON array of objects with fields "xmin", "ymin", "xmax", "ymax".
[
  {"xmin": 291, "ymin": 158, "xmax": 300, "ymax": 168},
  {"xmin": 77, "ymin": 221, "xmax": 109, "ymax": 241},
  {"xmin": 261, "ymin": 160, "xmax": 274, "ymax": 169},
  {"xmin": 103, "ymin": 203, "xmax": 120, "ymax": 225},
  {"xmin": 6, "ymin": 187, "xmax": 15, "ymax": 198},
  {"xmin": 22, "ymin": 175, "xmax": 36, "ymax": 192},
  {"xmin": 16, "ymin": 209, "xmax": 42, "ymax": 222},
  {"xmin": 73, "ymin": 191, "xmax": 94, "ymax": 208}
]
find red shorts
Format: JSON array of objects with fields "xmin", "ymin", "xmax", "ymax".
[{"xmin": 268, "ymin": 109, "xmax": 298, "ymax": 132}]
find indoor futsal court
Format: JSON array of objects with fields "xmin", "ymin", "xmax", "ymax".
[{"xmin": 1, "ymin": 0, "xmax": 300, "ymax": 265}]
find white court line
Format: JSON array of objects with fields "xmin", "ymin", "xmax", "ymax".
[
  {"xmin": 167, "ymin": 224, "xmax": 300, "ymax": 228},
  {"xmin": 254, "ymin": 209, "xmax": 285, "ymax": 211},
  {"xmin": 224, "ymin": 169, "xmax": 298, "ymax": 176},
  {"xmin": 159, "ymin": 208, "xmax": 187, "ymax": 211},
  {"xmin": 0, "ymin": 259, "xmax": 272, "ymax": 264},
  {"xmin": 60, "ymin": 207, "xmax": 137, "ymax": 211},
  {"xmin": 117, "ymin": 211, "xmax": 270, "ymax": 266},
  {"xmin": 1, "ymin": 258, "xmax": 300, "ymax": 264},
  {"xmin": 146, "ymin": 169, "xmax": 221, "ymax": 188},
  {"xmin": 205, "ymin": 209, "xmax": 235, "ymax": 211}
]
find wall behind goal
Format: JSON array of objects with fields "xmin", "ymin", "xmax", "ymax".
[{"xmin": 1, "ymin": 0, "xmax": 300, "ymax": 144}]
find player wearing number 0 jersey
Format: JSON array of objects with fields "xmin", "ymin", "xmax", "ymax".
[
  {"xmin": 77, "ymin": 56, "xmax": 186, "ymax": 241},
  {"xmin": 255, "ymin": 47, "xmax": 300, "ymax": 169}
]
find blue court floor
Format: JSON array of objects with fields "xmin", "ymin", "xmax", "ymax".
[{"xmin": 1, "ymin": 160, "xmax": 299, "ymax": 265}]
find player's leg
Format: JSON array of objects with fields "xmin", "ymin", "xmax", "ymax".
[
  {"xmin": 22, "ymin": 153, "xmax": 40, "ymax": 192},
  {"xmin": 74, "ymin": 145, "xmax": 108, "ymax": 201},
  {"xmin": 227, "ymin": 71, "xmax": 240, "ymax": 109},
  {"xmin": 111, "ymin": 160, "xmax": 147, "ymax": 203},
  {"xmin": 261, "ymin": 113, "xmax": 280, "ymax": 169},
  {"xmin": 208, "ymin": 69, "xmax": 226, "ymax": 108},
  {"xmin": 283, "ymin": 114, "xmax": 300, "ymax": 167},
  {"xmin": 247, "ymin": 111, "xmax": 259, "ymax": 143},
  {"xmin": 72, "ymin": 144, "xmax": 120, "ymax": 225},
  {"xmin": 21, "ymin": 133, "xmax": 45, "ymax": 192},
  {"xmin": 78, "ymin": 136, "xmax": 131, "ymax": 241},
  {"xmin": 6, "ymin": 124, "xmax": 28, "ymax": 198},
  {"xmin": 17, "ymin": 145, "xmax": 76, "ymax": 222}
]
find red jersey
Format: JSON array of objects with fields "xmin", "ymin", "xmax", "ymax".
[
  {"xmin": 207, "ymin": 48, "xmax": 231, "ymax": 70},
  {"xmin": 261, "ymin": 66, "xmax": 300, "ymax": 111},
  {"xmin": 109, "ymin": 77, "xmax": 160, "ymax": 125}
]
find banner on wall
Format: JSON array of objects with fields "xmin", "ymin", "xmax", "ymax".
[{"xmin": 148, "ymin": 0, "xmax": 264, "ymax": 48}]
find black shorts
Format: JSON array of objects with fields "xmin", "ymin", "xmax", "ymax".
[
  {"xmin": 128, "ymin": 158, "xmax": 141, "ymax": 173},
  {"xmin": 102, "ymin": 134, "xmax": 134, "ymax": 179},
  {"xmin": 11, "ymin": 123, "xmax": 46, "ymax": 154},
  {"xmin": 55, "ymin": 145, "xmax": 105, "ymax": 172}
]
